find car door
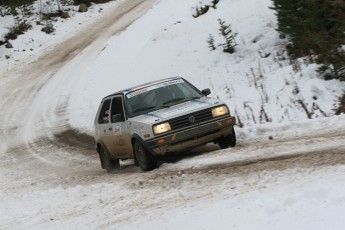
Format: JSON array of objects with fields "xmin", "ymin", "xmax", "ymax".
[
  {"xmin": 96, "ymin": 98, "xmax": 116, "ymax": 156},
  {"xmin": 108, "ymin": 96, "xmax": 133, "ymax": 158}
]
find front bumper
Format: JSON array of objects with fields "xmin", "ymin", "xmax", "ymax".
[{"xmin": 145, "ymin": 116, "xmax": 235, "ymax": 155}]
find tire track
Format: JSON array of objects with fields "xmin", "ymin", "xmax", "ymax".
[{"xmin": 0, "ymin": 0, "xmax": 157, "ymax": 171}]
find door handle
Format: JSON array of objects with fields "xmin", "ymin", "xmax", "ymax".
[{"xmin": 108, "ymin": 127, "xmax": 112, "ymax": 131}]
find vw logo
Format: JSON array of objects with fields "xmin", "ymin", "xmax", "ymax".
[{"xmin": 188, "ymin": 116, "xmax": 196, "ymax": 124}]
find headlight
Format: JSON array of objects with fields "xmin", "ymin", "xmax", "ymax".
[
  {"xmin": 153, "ymin": 122, "xmax": 171, "ymax": 135},
  {"xmin": 212, "ymin": 105, "xmax": 229, "ymax": 117}
]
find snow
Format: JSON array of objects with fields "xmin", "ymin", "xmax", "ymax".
[
  {"xmin": 65, "ymin": 0, "xmax": 345, "ymax": 130},
  {"xmin": 125, "ymin": 173, "xmax": 345, "ymax": 230},
  {"xmin": 1, "ymin": 0, "xmax": 345, "ymax": 229}
]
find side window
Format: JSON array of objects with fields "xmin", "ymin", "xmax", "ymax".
[
  {"xmin": 98, "ymin": 99, "xmax": 111, "ymax": 124},
  {"xmin": 111, "ymin": 97, "xmax": 125, "ymax": 123}
]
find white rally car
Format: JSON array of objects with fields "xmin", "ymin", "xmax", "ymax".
[{"xmin": 94, "ymin": 77, "xmax": 236, "ymax": 171}]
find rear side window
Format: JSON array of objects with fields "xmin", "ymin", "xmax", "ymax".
[
  {"xmin": 98, "ymin": 99, "xmax": 111, "ymax": 124},
  {"xmin": 111, "ymin": 97, "xmax": 125, "ymax": 123}
]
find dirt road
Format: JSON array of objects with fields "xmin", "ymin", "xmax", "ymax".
[
  {"xmin": 0, "ymin": 0, "xmax": 157, "ymax": 173},
  {"xmin": 2, "ymin": 124, "xmax": 345, "ymax": 229}
]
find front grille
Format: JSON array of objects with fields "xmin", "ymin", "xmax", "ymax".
[{"xmin": 169, "ymin": 108, "xmax": 213, "ymax": 130}]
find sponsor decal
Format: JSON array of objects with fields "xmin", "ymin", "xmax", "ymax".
[
  {"xmin": 126, "ymin": 79, "xmax": 184, "ymax": 98},
  {"xmin": 144, "ymin": 113, "xmax": 162, "ymax": 119},
  {"xmin": 126, "ymin": 88, "xmax": 148, "ymax": 98},
  {"xmin": 191, "ymin": 99, "xmax": 213, "ymax": 105},
  {"xmin": 154, "ymin": 79, "xmax": 184, "ymax": 88},
  {"xmin": 114, "ymin": 126, "xmax": 121, "ymax": 134}
]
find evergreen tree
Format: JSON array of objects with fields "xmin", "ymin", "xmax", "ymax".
[
  {"xmin": 218, "ymin": 19, "xmax": 237, "ymax": 54},
  {"xmin": 0, "ymin": 0, "xmax": 35, "ymax": 6},
  {"xmin": 271, "ymin": 0, "xmax": 307, "ymax": 57},
  {"xmin": 207, "ymin": 34, "xmax": 216, "ymax": 51},
  {"xmin": 271, "ymin": 0, "xmax": 345, "ymax": 80}
]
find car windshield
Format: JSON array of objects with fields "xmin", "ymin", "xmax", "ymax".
[{"xmin": 125, "ymin": 79, "xmax": 204, "ymax": 118}]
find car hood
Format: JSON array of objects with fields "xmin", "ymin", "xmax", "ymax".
[{"xmin": 129, "ymin": 97, "xmax": 222, "ymax": 124}]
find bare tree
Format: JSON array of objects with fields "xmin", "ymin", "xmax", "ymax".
[
  {"xmin": 56, "ymin": 0, "xmax": 62, "ymax": 11},
  {"xmin": 39, "ymin": 0, "xmax": 63, "ymax": 14}
]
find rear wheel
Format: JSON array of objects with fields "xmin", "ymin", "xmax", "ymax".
[
  {"xmin": 99, "ymin": 146, "xmax": 120, "ymax": 173},
  {"xmin": 133, "ymin": 140, "xmax": 157, "ymax": 171},
  {"xmin": 218, "ymin": 126, "xmax": 236, "ymax": 149}
]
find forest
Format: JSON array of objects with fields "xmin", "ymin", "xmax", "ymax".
[{"xmin": 271, "ymin": 0, "xmax": 345, "ymax": 81}]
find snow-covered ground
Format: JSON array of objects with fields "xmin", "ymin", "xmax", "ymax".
[{"xmin": 1, "ymin": 0, "xmax": 345, "ymax": 229}]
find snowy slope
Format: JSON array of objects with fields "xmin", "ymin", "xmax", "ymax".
[{"xmin": 65, "ymin": 0, "xmax": 344, "ymax": 131}]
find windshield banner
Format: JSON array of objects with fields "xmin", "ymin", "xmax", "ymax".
[{"xmin": 126, "ymin": 79, "xmax": 184, "ymax": 98}]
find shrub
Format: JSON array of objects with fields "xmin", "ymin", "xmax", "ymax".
[
  {"xmin": 4, "ymin": 18, "xmax": 32, "ymax": 40},
  {"xmin": 41, "ymin": 20, "xmax": 55, "ymax": 34},
  {"xmin": 207, "ymin": 19, "xmax": 238, "ymax": 54},
  {"xmin": 0, "ymin": 5, "xmax": 15, "ymax": 16},
  {"xmin": 218, "ymin": 19, "xmax": 237, "ymax": 53},
  {"xmin": 73, "ymin": 0, "xmax": 111, "ymax": 6},
  {"xmin": 0, "ymin": 0, "xmax": 36, "ymax": 7},
  {"xmin": 335, "ymin": 93, "xmax": 345, "ymax": 115},
  {"xmin": 207, "ymin": 34, "xmax": 216, "ymax": 51}
]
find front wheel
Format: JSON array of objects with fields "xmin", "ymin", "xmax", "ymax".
[
  {"xmin": 218, "ymin": 127, "xmax": 236, "ymax": 149},
  {"xmin": 99, "ymin": 146, "xmax": 120, "ymax": 173},
  {"xmin": 133, "ymin": 140, "xmax": 157, "ymax": 171}
]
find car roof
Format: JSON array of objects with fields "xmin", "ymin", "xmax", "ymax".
[{"xmin": 102, "ymin": 76, "xmax": 183, "ymax": 100}]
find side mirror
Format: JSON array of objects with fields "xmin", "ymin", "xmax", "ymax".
[
  {"xmin": 201, "ymin": 88, "xmax": 211, "ymax": 96},
  {"xmin": 111, "ymin": 114, "xmax": 122, "ymax": 123}
]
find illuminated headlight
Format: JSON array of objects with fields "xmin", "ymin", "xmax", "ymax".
[
  {"xmin": 212, "ymin": 105, "xmax": 229, "ymax": 117},
  {"xmin": 153, "ymin": 122, "xmax": 171, "ymax": 135}
]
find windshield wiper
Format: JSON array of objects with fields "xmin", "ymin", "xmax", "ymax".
[
  {"xmin": 132, "ymin": 106, "xmax": 156, "ymax": 113},
  {"xmin": 158, "ymin": 105, "xmax": 170, "ymax": 108},
  {"xmin": 163, "ymin": 98, "xmax": 186, "ymax": 105}
]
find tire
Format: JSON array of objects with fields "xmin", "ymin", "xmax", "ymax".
[
  {"xmin": 133, "ymin": 140, "xmax": 157, "ymax": 171},
  {"xmin": 218, "ymin": 126, "xmax": 236, "ymax": 149},
  {"xmin": 99, "ymin": 146, "xmax": 120, "ymax": 173}
]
